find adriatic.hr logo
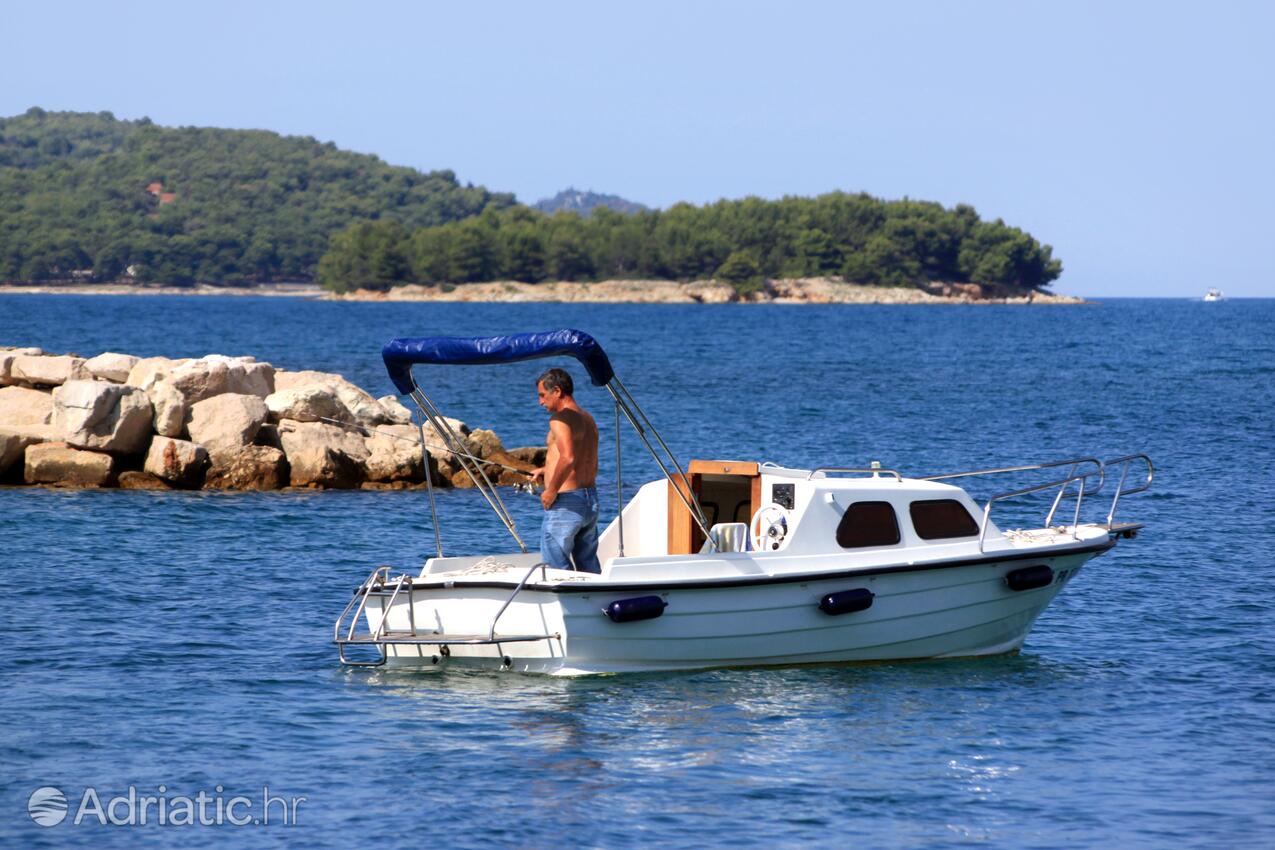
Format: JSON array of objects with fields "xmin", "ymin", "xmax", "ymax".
[{"xmin": 23, "ymin": 783, "xmax": 305, "ymax": 827}]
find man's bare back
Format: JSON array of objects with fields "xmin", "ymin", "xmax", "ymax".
[{"xmin": 544, "ymin": 408, "xmax": 598, "ymax": 492}]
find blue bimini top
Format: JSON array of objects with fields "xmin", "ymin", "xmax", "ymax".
[{"xmin": 382, "ymin": 328, "xmax": 616, "ymax": 395}]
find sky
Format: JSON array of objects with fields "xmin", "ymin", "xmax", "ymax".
[{"xmin": 4, "ymin": 1, "xmax": 1273, "ymax": 297}]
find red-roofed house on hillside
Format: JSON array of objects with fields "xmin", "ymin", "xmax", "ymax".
[
  {"xmin": 159, "ymin": 192, "xmax": 176, "ymax": 205},
  {"xmin": 146, "ymin": 181, "xmax": 163, "ymax": 196}
]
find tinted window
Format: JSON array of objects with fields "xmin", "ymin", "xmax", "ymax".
[
  {"xmin": 910, "ymin": 499, "xmax": 980, "ymax": 540},
  {"xmin": 835, "ymin": 501, "xmax": 901, "ymax": 548}
]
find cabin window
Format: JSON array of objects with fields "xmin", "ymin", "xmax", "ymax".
[
  {"xmin": 835, "ymin": 501, "xmax": 901, "ymax": 548},
  {"xmin": 910, "ymin": 499, "xmax": 980, "ymax": 540}
]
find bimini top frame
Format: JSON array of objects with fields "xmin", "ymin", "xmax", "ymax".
[{"xmin": 382, "ymin": 329, "xmax": 716, "ymax": 558}]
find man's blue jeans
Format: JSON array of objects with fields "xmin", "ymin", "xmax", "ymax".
[{"xmin": 541, "ymin": 487, "xmax": 601, "ymax": 573}]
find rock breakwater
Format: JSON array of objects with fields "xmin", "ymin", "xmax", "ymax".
[{"xmin": 0, "ymin": 346, "xmax": 543, "ymax": 491}]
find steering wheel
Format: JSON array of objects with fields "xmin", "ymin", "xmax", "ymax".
[{"xmin": 750, "ymin": 502, "xmax": 790, "ymax": 552}]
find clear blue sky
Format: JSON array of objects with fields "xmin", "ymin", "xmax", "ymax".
[{"xmin": 5, "ymin": 1, "xmax": 1272, "ymax": 296}]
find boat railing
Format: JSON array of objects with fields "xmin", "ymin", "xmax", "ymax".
[
  {"xmin": 334, "ymin": 562, "xmax": 561, "ymax": 668},
  {"xmin": 921, "ymin": 458, "xmax": 1105, "ymax": 552},
  {"xmin": 489, "ymin": 562, "xmax": 549, "ymax": 641},
  {"xmin": 919, "ymin": 457, "xmax": 1104, "ymax": 491},
  {"xmin": 976, "ymin": 467, "xmax": 1104, "ymax": 550},
  {"xmin": 333, "ymin": 565, "xmax": 396, "ymax": 666},
  {"xmin": 1103, "ymin": 453, "xmax": 1154, "ymax": 529},
  {"xmin": 808, "ymin": 467, "xmax": 904, "ymax": 481}
]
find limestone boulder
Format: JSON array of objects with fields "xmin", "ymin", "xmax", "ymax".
[
  {"xmin": 118, "ymin": 471, "xmax": 172, "ymax": 490},
  {"xmin": 274, "ymin": 370, "xmax": 387, "ymax": 426},
  {"xmin": 278, "ymin": 419, "xmax": 369, "ymax": 488},
  {"xmin": 0, "ymin": 422, "xmax": 58, "ymax": 442},
  {"xmin": 450, "ymin": 467, "xmax": 481, "ymax": 488},
  {"xmin": 348, "ymin": 397, "xmax": 396, "ymax": 426},
  {"xmin": 0, "ymin": 428, "xmax": 42, "ymax": 477},
  {"xmin": 204, "ymin": 446, "xmax": 288, "ymax": 490},
  {"xmin": 85, "ymin": 352, "xmax": 140, "ymax": 383},
  {"xmin": 507, "ymin": 445, "xmax": 548, "ymax": 467},
  {"xmin": 201, "ymin": 355, "xmax": 275, "ymax": 397},
  {"xmin": 272, "ymin": 370, "xmax": 326, "ymax": 392},
  {"xmin": 146, "ymin": 378, "xmax": 188, "ymax": 438},
  {"xmin": 144, "ymin": 436, "xmax": 210, "ymax": 488},
  {"xmin": 126, "ymin": 356, "xmax": 187, "ymax": 389},
  {"xmin": 25, "ymin": 442, "xmax": 114, "ymax": 486},
  {"xmin": 466, "ymin": 428, "xmax": 505, "ymax": 459},
  {"xmin": 361, "ymin": 480, "xmax": 415, "ymax": 491},
  {"xmin": 377, "ymin": 395, "xmax": 413, "ymax": 425},
  {"xmin": 0, "ymin": 386, "xmax": 54, "ymax": 427},
  {"xmin": 232, "ymin": 362, "xmax": 275, "ymax": 397},
  {"xmin": 129, "ymin": 360, "xmax": 207, "ymax": 437},
  {"xmin": 11, "ymin": 354, "xmax": 90, "ymax": 387},
  {"xmin": 185, "ymin": 393, "xmax": 268, "ymax": 465},
  {"xmin": 166, "ymin": 359, "xmax": 232, "ymax": 404},
  {"xmin": 418, "ymin": 416, "xmax": 470, "ymax": 466},
  {"xmin": 487, "ymin": 449, "xmax": 537, "ymax": 486},
  {"xmin": 52, "ymin": 380, "xmax": 154, "ymax": 454},
  {"xmin": 0, "ymin": 347, "xmax": 45, "ymax": 386},
  {"xmin": 433, "ymin": 454, "xmax": 460, "ymax": 484},
  {"xmin": 363, "ymin": 424, "xmax": 423, "ymax": 482},
  {"xmin": 448, "ymin": 449, "xmax": 536, "ymax": 488},
  {"xmin": 264, "ymin": 386, "xmax": 350, "ymax": 424}
]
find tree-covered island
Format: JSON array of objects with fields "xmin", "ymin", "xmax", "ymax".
[
  {"xmin": 1, "ymin": 109, "xmax": 1063, "ymax": 296},
  {"xmin": 0, "ymin": 108, "xmax": 512, "ymax": 284},
  {"xmin": 317, "ymin": 196, "xmax": 1061, "ymax": 295}
]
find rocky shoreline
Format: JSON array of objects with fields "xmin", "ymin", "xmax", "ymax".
[
  {"xmin": 1, "ymin": 277, "xmax": 1087, "ymax": 304},
  {"xmin": 0, "ymin": 347, "xmax": 542, "ymax": 491},
  {"xmin": 324, "ymin": 277, "xmax": 1088, "ymax": 305},
  {"xmin": 0, "ymin": 282, "xmax": 322, "ymax": 298}
]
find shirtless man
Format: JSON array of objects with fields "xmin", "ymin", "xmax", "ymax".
[{"xmin": 530, "ymin": 367, "xmax": 601, "ymax": 573}]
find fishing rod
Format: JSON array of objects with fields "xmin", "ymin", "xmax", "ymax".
[{"xmin": 313, "ymin": 416, "xmax": 540, "ymax": 483}]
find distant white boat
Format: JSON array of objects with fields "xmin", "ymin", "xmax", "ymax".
[{"xmin": 1203, "ymin": 288, "xmax": 1224, "ymax": 301}]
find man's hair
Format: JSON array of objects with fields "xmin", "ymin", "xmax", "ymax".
[{"xmin": 537, "ymin": 367, "xmax": 574, "ymax": 397}]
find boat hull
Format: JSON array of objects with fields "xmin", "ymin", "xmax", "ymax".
[{"xmin": 365, "ymin": 550, "xmax": 1097, "ymax": 675}]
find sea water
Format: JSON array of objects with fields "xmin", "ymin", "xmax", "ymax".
[{"xmin": 1, "ymin": 295, "xmax": 1272, "ymax": 848}]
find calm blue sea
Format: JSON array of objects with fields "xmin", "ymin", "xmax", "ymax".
[{"xmin": 2, "ymin": 295, "xmax": 1272, "ymax": 848}]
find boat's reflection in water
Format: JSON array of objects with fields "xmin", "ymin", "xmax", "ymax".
[{"xmin": 338, "ymin": 652, "xmax": 1112, "ymax": 806}]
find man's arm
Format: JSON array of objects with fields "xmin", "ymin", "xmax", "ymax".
[{"xmin": 541, "ymin": 417, "xmax": 575, "ymax": 508}]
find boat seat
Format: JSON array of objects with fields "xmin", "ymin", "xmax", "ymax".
[{"xmin": 701, "ymin": 522, "xmax": 748, "ymax": 553}]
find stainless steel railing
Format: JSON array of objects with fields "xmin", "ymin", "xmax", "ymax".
[
  {"xmin": 920, "ymin": 457, "xmax": 1106, "ymax": 551},
  {"xmin": 975, "ymin": 466, "xmax": 1104, "ymax": 551},
  {"xmin": 334, "ymin": 562, "xmax": 560, "ymax": 668},
  {"xmin": 333, "ymin": 566, "xmax": 395, "ymax": 666},
  {"xmin": 488, "ymin": 562, "xmax": 549, "ymax": 641},
  {"xmin": 807, "ymin": 467, "xmax": 904, "ymax": 482},
  {"xmin": 920, "ymin": 457, "xmax": 1105, "ymax": 490},
  {"xmin": 1103, "ymin": 453, "xmax": 1154, "ymax": 528}
]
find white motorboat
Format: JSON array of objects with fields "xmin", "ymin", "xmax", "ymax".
[
  {"xmin": 1204, "ymin": 288, "xmax": 1224, "ymax": 301},
  {"xmin": 335, "ymin": 330, "xmax": 1153, "ymax": 675}
]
